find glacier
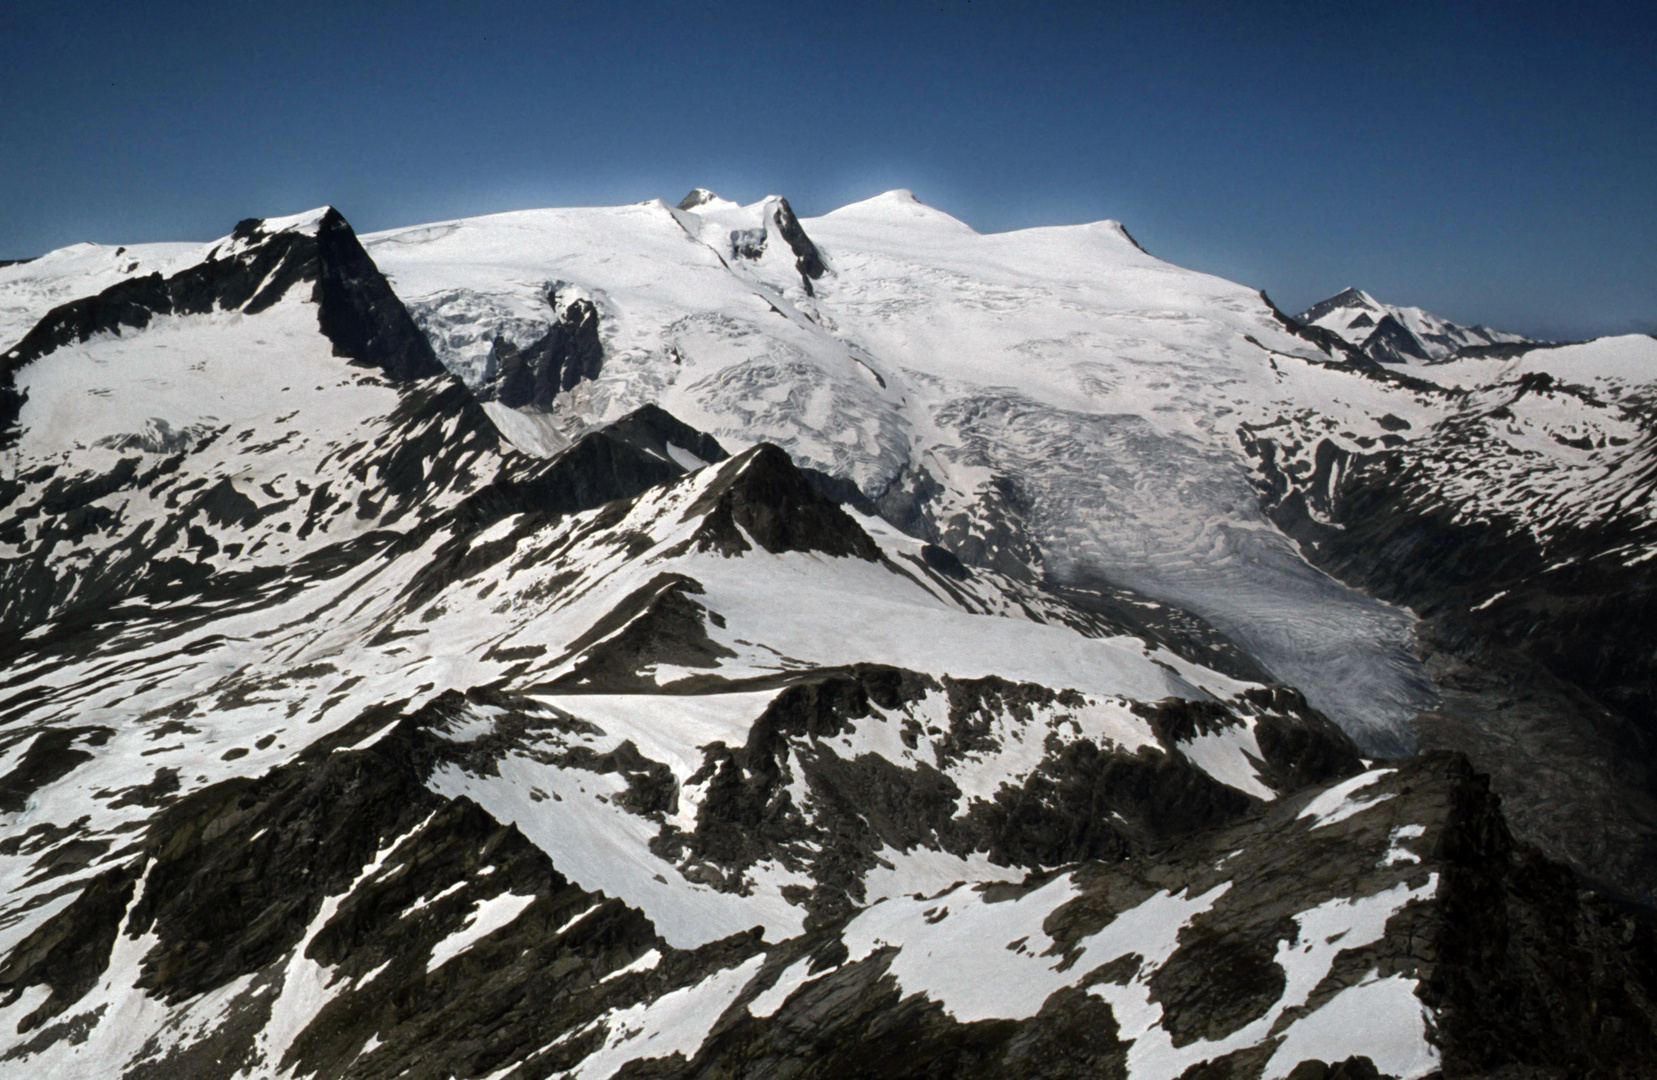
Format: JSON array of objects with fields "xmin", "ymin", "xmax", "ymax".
[{"xmin": 362, "ymin": 189, "xmax": 1450, "ymax": 751}]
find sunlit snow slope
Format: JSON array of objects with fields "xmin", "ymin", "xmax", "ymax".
[
  {"xmin": 0, "ymin": 205, "xmax": 1465, "ymax": 1078},
  {"xmin": 1, "ymin": 197, "xmax": 1654, "ymax": 1080},
  {"xmin": 365, "ymin": 191, "xmax": 1460, "ymax": 751}
]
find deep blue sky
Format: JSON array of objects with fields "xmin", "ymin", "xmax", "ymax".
[{"xmin": 2, "ymin": 0, "xmax": 1651, "ymax": 339}]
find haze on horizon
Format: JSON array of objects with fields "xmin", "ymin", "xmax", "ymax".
[{"xmin": 1, "ymin": 0, "xmax": 1651, "ymax": 342}]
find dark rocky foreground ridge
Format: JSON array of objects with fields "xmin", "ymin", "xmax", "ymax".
[
  {"xmin": 1246, "ymin": 372, "xmax": 1657, "ymax": 906},
  {"xmin": 0, "ymin": 206, "xmax": 1652, "ymax": 1078},
  {"xmin": 4, "ymin": 694, "xmax": 1651, "ymax": 1079}
]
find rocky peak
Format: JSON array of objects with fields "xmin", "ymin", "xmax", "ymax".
[
  {"xmin": 764, "ymin": 197, "xmax": 826, "ymax": 288},
  {"xmin": 677, "ymin": 187, "xmax": 724, "ymax": 211},
  {"xmin": 481, "ymin": 288, "xmax": 604, "ymax": 413},
  {"xmin": 1296, "ymin": 286, "xmax": 1531, "ymax": 364},
  {"xmin": 682, "ymin": 443, "xmax": 883, "ymax": 560},
  {"xmin": 1296, "ymin": 286, "xmax": 1378, "ymax": 325},
  {"xmin": 2, "ymin": 208, "xmax": 442, "ymax": 443}
]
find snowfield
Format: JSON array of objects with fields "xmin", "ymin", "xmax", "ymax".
[
  {"xmin": 362, "ymin": 191, "xmax": 1466, "ymax": 750},
  {"xmin": 0, "ymin": 192, "xmax": 1648, "ymax": 1080}
]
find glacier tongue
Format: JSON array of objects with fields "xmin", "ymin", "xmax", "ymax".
[
  {"xmin": 2, "ymin": 198, "xmax": 1654, "ymax": 1079},
  {"xmin": 946, "ymin": 400, "xmax": 1433, "ymax": 753},
  {"xmin": 365, "ymin": 191, "xmax": 1445, "ymax": 750}
]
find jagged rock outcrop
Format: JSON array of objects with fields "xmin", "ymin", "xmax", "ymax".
[
  {"xmin": 485, "ymin": 289, "xmax": 605, "ymax": 411},
  {"xmin": 2, "ymin": 194, "xmax": 1654, "ymax": 1079},
  {"xmin": 5, "ymin": 693, "xmax": 1651, "ymax": 1078},
  {"xmin": 2, "ymin": 209, "xmax": 442, "ymax": 440}
]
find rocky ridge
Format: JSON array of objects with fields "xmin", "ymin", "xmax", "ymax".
[
  {"xmin": 1294, "ymin": 288, "xmax": 1532, "ymax": 365},
  {"xmin": 0, "ymin": 201, "xmax": 1652, "ymax": 1077}
]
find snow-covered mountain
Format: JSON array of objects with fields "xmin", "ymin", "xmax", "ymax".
[
  {"xmin": 1295, "ymin": 287, "xmax": 1531, "ymax": 364},
  {"xmin": 364, "ymin": 191, "xmax": 1657, "ymax": 904},
  {"xmin": 0, "ymin": 195, "xmax": 1653, "ymax": 1078},
  {"xmin": 364, "ymin": 191, "xmax": 1451, "ymax": 756}
]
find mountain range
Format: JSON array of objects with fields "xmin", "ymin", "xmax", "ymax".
[
  {"xmin": 1294, "ymin": 288, "xmax": 1533, "ymax": 364},
  {"xmin": 0, "ymin": 191, "xmax": 1653, "ymax": 1079}
]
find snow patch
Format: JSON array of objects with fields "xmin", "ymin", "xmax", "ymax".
[
  {"xmin": 1178, "ymin": 723, "xmax": 1276, "ymax": 800},
  {"xmin": 1298, "ymin": 768, "xmax": 1397, "ymax": 829},
  {"xmin": 1382, "ymin": 824, "xmax": 1427, "ymax": 867},
  {"xmin": 745, "ymin": 956, "xmax": 818, "ymax": 1019},
  {"xmin": 572, "ymin": 955, "xmax": 765, "ymax": 1080},
  {"xmin": 427, "ymin": 891, "xmax": 538, "ymax": 972}
]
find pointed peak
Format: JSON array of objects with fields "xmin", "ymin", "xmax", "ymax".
[
  {"xmin": 1296, "ymin": 287, "xmax": 1384, "ymax": 326},
  {"xmin": 681, "ymin": 444, "xmax": 881, "ymax": 561},
  {"xmin": 677, "ymin": 188, "xmax": 730, "ymax": 211},
  {"xmin": 230, "ymin": 206, "xmax": 339, "ymax": 243},
  {"xmin": 601, "ymin": 404, "xmax": 729, "ymax": 468}
]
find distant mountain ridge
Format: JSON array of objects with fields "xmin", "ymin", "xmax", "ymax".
[{"xmin": 1296, "ymin": 286, "xmax": 1532, "ymax": 364}]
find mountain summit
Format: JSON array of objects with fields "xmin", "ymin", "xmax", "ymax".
[
  {"xmin": 1296, "ymin": 286, "xmax": 1532, "ymax": 363},
  {"xmin": 0, "ymin": 195, "xmax": 1654, "ymax": 1078}
]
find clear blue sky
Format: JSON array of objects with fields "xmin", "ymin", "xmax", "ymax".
[{"xmin": 2, "ymin": 0, "xmax": 1651, "ymax": 339}]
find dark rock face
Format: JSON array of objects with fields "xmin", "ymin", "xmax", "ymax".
[
  {"xmin": 1418, "ymin": 758, "xmax": 1657, "ymax": 1078},
  {"xmin": 0, "ymin": 730, "xmax": 103, "ymax": 814},
  {"xmin": 1244, "ymin": 401, "xmax": 1657, "ymax": 903},
  {"xmin": 308, "ymin": 210, "xmax": 448, "ymax": 382},
  {"xmin": 0, "ymin": 863, "xmax": 138, "ymax": 1032},
  {"xmin": 1455, "ymin": 339, "xmax": 1573, "ymax": 360},
  {"xmin": 967, "ymin": 735, "xmax": 1252, "ymax": 868},
  {"xmin": 677, "ymin": 188, "xmax": 720, "ymax": 211},
  {"xmin": 678, "ymin": 192, "xmax": 825, "ymax": 295},
  {"xmin": 1, "ymin": 209, "xmax": 442, "ymax": 443},
  {"xmin": 681, "ymin": 444, "xmax": 883, "ymax": 561},
  {"xmin": 1295, "ymin": 288, "xmax": 1371, "ymax": 328},
  {"xmin": 487, "ymin": 291, "xmax": 604, "ymax": 411},
  {"xmin": 604, "ymin": 402, "xmax": 729, "ymax": 467},
  {"xmin": 4, "ymin": 272, "xmax": 171, "ymax": 372},
  {"xmin": 1407, "ymin": 625, "xmax": 1657, "ymax": 910},
  {"xmin": 445, "ymin": 404, "xmax": 719, "ymax": 537},
  {"xmin": 770, "ymin": 197, "xmax": 826, "ymax": 293},
  {"xmin": 1248, "ymin": 697, "xmax": 1368, "ymax": 792},
  {"xmin": 541, "ymin": 573, "xmax": 737, "ymax": 692},
  {"xmin": 1359, "ymin": 314, "xmax": 1432, "ymax": 364},
  {"xmin": 729, "ymin": 227, "xmax": 767, "ymax": 261}
]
